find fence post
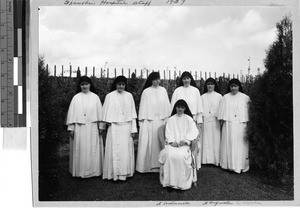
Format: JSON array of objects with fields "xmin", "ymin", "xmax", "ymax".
[
  {"xmin": 169, "ymin": 70, "xmax": 171, "ymax": 80},
  {"xmin": 54, "ymin": 65, "xmax": 56, "ymax": 77},
  {"xmin": 69, "ymin": 65, "xmax": 72, "ymax": 77},
  {"xmin": 223, "ymin": 73, "xmax": 225, "ymax": 78},
  {"xmin": 128, "ymin": 68, "xmax": 131, "ymax": 78},
  {"xmin": 209, "ymin": 72, "xmax": 211, "ymax": 78},
  {"xmin": 114, "ymin": 68, "xmax": 117, "ymax": 78},
  {"xmin": 205, "ymin": 71, "xmax": 207, "ymax": 80},
  {"xmin": 107, "ymin": 68, "xmax": 109, "ymax": 78},
  {"xmin": 146, "ymin": 69, "xmax": 149, "ymax": 78},
  {"xmin": 122, "ymin": 68, "xmax": 124, "ymax": 76},
  {"xmin": 200, "ymin": 71, "xmax": 202, "ymax": 80},
  {"xmin": 228, "ymin": 73, "xmax": 230, "ymax": 79},
  {"xmin": 135, "ymin": 69, "xmax": 137, "ymax": 76},
  {"xmin": 101, "ymin": 68, "xmax": 103, "ymax": 78},
  {"xmin": 85, "ymin": 67, "xmax": 87, "ymax": 76},
  {"xmin": 93, "ymin": 67, "xmax": 95, "ymax": 77},
  {"xmin": 195, "ymin": 71, "xmax": 197, "ymax": 80},
  {"xmin": 61, "ymin": 65, "xmax": 63, "ymax": 77},
  {"xmin": 214, "ymin": 72, "xmax": 216, "ymax": 79}
]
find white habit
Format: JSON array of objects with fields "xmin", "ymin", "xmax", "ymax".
[
  {"xmin": 218, "ymin": 92, "xmax": 250, "ymax": 173},
  {"xmin": 171, "ymin": 86, "xmax": 203, "ymax": 123},
  {"xmin": 66, "ymin": 92, "xmax": 104, "ymax": 178},
  {"xmin": 201, "ymin": 91, "xmax": 223, "ymax": 165},
  {"xmin": 171, "ymin": 85, "xmax": 203, "ymax": 170},
  {"xmin": 158, "ymin": 114, "xmax": 199, "ymax": 190},
  {"xmin": 136, "ymin": 86, "xmax": 171, "ymax": 173},
  {"xmin": 101, "ymin": 90, "xmax": 137, "ymax": 181}
]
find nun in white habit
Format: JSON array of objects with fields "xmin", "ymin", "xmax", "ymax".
[
  {"xmin": 136, "ymin": 72, "xmax": 171, "ymax": 173},
  {"xmin": 159, "ymin": 99, "xmax": 199, "ymax": 190},
  {"xmin": 201, "ymin": 78, "xmax": 222, "ymax": 166},
  {"xmin": 101, "ymin": 76, "xmax": 137, "ymax": 181},
  {"xmin": 218, "ymin": 78, "xmax": 250, "ymax": 173},
  {"xmin": 171, "ymin": 71, "xmax": 203, "ymax": 170},
  {"xmin": 66, "ymin": 76, "xmax": 104, "ymax": 178}
]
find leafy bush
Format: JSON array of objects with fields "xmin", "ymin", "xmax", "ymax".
[
  {"xmin": 39, "ymin": 56, "xmax": 63, "ymax": 200},
  {"xmin": 247, "ymin": 15, "xmax": 293, "ymax": 179}
]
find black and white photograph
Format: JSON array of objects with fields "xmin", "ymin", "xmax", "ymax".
[{"xmin": 1, "ymin": 0, "xmax": 299, "ymax": 207}]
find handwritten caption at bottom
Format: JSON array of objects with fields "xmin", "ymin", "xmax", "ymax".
[{"xmin": 156, "ymin": 201, "xmax": 190, "ymax": 206}]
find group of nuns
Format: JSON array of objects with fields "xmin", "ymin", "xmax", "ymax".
[{"xmin": 66, "ymin": 71, "xmax": 250, "ymax": 191}]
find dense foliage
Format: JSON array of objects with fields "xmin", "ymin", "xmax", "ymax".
[
  {"xmin": 39, "ymin": 56, "xmax": 61, "ymax": 200},
  {"xmin": 247, "ymin": 15, "xmax": 293, "ymax": 179}
]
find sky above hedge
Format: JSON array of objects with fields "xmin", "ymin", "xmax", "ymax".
[{"xmin": 39, "ymin": 6, "xmax": 292, "ymax": 77}]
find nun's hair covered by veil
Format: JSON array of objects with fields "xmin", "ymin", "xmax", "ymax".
[
  {"xmin": 110, "ymin": 75, "xmax": 128, "ymax": 92},
  {"xmin": 141, "ymin": 71, "xmax": 160, "ymax": 93},
  {"xmin": 177, "ymin": 71, "xmax": 197, "ymax": 88},
  {"xmin": 226, "ymin": 78, "xmax": 244, "ymax": 93},
  {"xmin": 170, "ymin": 99, "xmax": 193, "ymax": 118},
  {"xmin": 76, "ymin": 76, "xmax": 97, "ymax": 94},
  {"xmin": 203, "ymin": 77, "xmax": 221, "ymax": 94}
]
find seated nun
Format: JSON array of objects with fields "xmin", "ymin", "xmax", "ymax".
[{"xmin": 158, "ymin": 99, "xmax": 199, "ymax": 190}]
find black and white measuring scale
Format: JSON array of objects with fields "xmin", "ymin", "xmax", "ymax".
[{"xmin": 0, "ymin": 0, "xmax": 26, "ymax": 127}]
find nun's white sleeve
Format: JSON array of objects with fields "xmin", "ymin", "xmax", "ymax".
[{"xmin": 185, "ymin": 116, "xmax": 199, "ymax": 142}]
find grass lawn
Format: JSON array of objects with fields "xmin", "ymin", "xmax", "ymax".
[{"xmin": 39, "ymin": 155, "xmax": 293, "ymax": 202}]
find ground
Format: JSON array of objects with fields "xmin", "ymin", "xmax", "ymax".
[{"xmin": 39, "ymin": 154, "xmax": 293, "ymax": 202}]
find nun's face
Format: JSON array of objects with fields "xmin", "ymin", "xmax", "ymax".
[
  {"xmin": 152, "ymin": 78, "xmax": 160, "ymax": 87},
  {"xmin": 230, "ymin": 84, "xmax": 239, "ymax": 94},
  {"xmin": 116, "ymin": 82, "xmax": 126, "ymax": 93},
  {"xmin": 207, "ymin": 82, "xmax": 215, "ymax": 92},
  {"xmin": 176, "ymin": 106, "xmax": 185, "ymax": 115},
  {"xmin": 80, "ymin": 82, "xmax": 91, "ymax": 93},
  {"xmin": 182, "ymin": 76, "xmax": 191, "ymax": 86}
]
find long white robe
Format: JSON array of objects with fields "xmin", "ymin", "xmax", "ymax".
[
  {"xmin": 218, "ymin": 92, "xmax": 250, "ymax": 173},
  {"xmin": 158, "ymin": 114, "xmax": 199, "ymax": 190},
  {"xmin": 66, "ymin": 92, "xmax": 104, "ymax": 178},
  {"xmin": 171, "ymin": 86, "xmax": 203, "ymax": 123},
  {"xmin": 201, "ymin": 91, "xmax": 223, "ymax": 165},
  {"xmin": 136, "ymin": 86, "xmax": 171, "ymax": 173},
  {"xmin": 171, "ymin": 85, "xmax": 203, "ymax": 170},
  {"xmin": 101, "ymin": 90, "xmax": 137, "ymax": 180}
]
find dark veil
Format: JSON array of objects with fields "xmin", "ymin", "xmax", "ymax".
[
  {"xmin": 177, "ymin": 71, "xmax": 197, "ymax": 88},
  {"xmin": 170, "ymin": 99, "xmax": 193, "ymax": 118},
  {"xmin": 76, "ymin": 76, "xmax": 96, "ymax": 94},
  {"xmin": 226, "ymin": 78, "xmax": 244, "ymax": 93},
  {"xmin": 141, "ymin": 71, "xmax": 160, "ymax": 93},
  {"xmin": 110, "ymin": 75, "xmax": 128, "ymax": 92},
  {"xmin": 203, "ymin": 77, "xmax": 221, "ymax": 94}
]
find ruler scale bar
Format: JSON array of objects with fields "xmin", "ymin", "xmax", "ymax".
[
  {"xmin": 20, "ymin": 0, "xmax": 26, "ymax": 127},
  {"xmin": 0, "ymin": 0, "xmax": 26, "ymax": 127},
  {"xmin": 13, "ymin": 57, "xmax": 18, "ymax": 85},
  {"xmin": 18, "ymin": 28, "xmax": 22, "ymax": 56},
  {"xmin": 13, "ymin": 0, "xmax": 17, "ymax": 57},
  {"xmin": 18, "ymin": 57, "xmax": 22, "ymax": 85},
  {"xmin": 13, "ymin": 0, "xmax": 18, "ymax": 127},
  {"xmin": 14, "ymin": 85, "xmax": 17, "ymax": 126}
]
